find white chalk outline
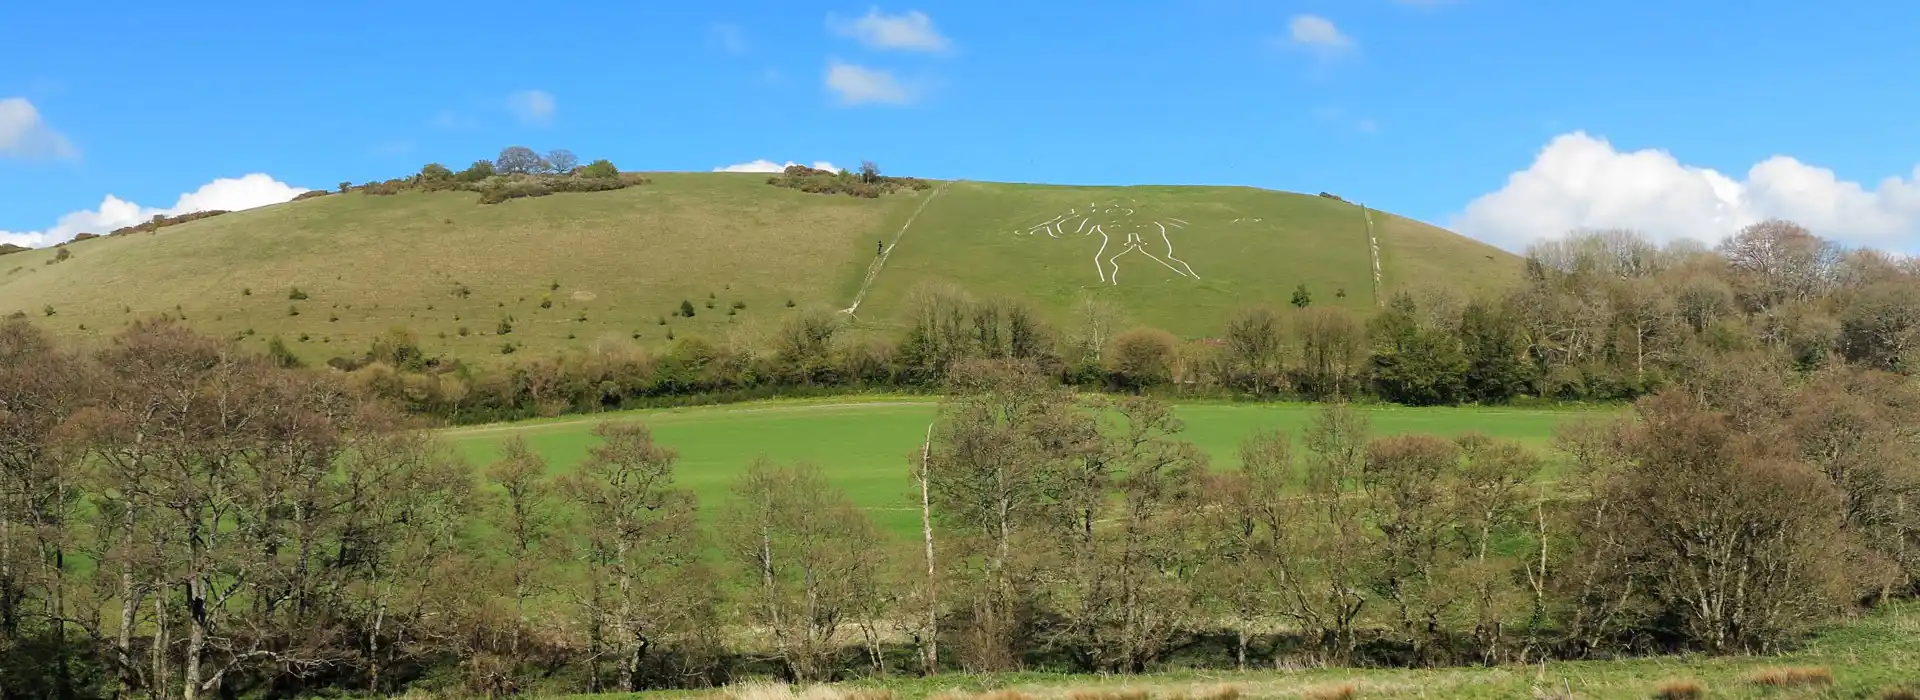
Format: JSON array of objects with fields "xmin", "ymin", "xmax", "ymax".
[{"xmin": 1015, "ymin": 199, "xmax": 1199, "ymax": 285}]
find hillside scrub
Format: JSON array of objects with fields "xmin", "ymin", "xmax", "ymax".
[
  {"xmin": 340, "ymin": 146, "xmax": 647, "ymax": 205},
  {"xmin": 768, "ymin": 163, "xmax": 933, "ymax": 198},
  {"xmin": 2, "ymin": 316, "xmax": 1916, "ymax": 698}
]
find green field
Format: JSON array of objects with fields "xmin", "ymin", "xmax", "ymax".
[
  {"xmin": 445, "ymin": 398, "xmax": 1595, "ymax": 538},
  {"xmin": 0, "ymin": 174, "xmax": 1517, "ymax": 366},
  {"xmin": 558, "ymin": 601, "xmax": 1920, "ymax": 699}
]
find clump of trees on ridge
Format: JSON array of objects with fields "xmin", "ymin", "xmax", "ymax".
[{"xmin": 318, "ymin": 146, "xmax": 644, "ymax": 205}]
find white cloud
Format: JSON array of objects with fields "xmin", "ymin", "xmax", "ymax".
[
  {"xmin": 1453, "ymin": 131, "xmax": 1920, "ymax": 253},
  {"xmin": 0, "ymin": 97, "xmax": 76, "ymax": 160},
  {"xmin": 825, "ymin": 61, "xmax": 914, "ymax": 106},
  {"xmin": 0, "ymin": 174, "xmax": 308, "ymax": 249},
  {"xmin": 709, "ymin": 23, "xmax": 748, "ymax": 55},
  {"xmin": 714, "ymin": 159, "xmax": 840, "ymax": 173},
  {"xmin": 507, "ymin": 90, "xmax": 557, "ymax": 126},
  {"xmin": 1284, "ymin": 15, "xmax": 1354, "ymax": 58},
  {"xmin": 829, "ymin": 8, "xmax": 951, "ymax": 52}
]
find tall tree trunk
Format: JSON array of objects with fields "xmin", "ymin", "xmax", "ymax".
[
  {"xmin": 183, "ymin": 579, "xmax": 206, "ymax": 700},
  {"xmin": 918, "ymin": 422, "xmax": 938, "ymax": 675}
]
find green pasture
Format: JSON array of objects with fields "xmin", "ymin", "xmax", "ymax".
[{"xmin": 444, "ymin": 398, "xmax": 1604, "ymax": 538}]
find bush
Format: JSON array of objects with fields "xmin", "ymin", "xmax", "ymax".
[
  {"xmin": 42, "ymin": 305, "xmax": 54, "ymax": 317},
  {"xmin": 457, "ymin": 326, "xmax": 471, "ymax": 337},
  {"xmin": 288, "ymin": 305, "xmax": 300, "ymax": 316},
  {"xmin": 476, "ymin": 178, "xmax": 553, "ymax": 205},
  {"xmin": 1746, "ymin": 667, "xmax": 1833, "ymax": 687},
  {"xmin": 292, "ymin": 190, "xmax": 329, "ymax": 201},
  {"xmin": 581, "ymin": 159, "xmax": 619, "ymax": 179},
  {"xmin": 457, "ymin": 160, "xmax": 495, "ymax": 182},
  {"xmin": 1652, "ymin": 679, "xmax": 1703, "ymax": 700},
  {"xmin": 680, "ymin": 300, "xmax": 696, "ymax": 317},
  {"xmin": 420, "ymin": 162, "xmax": 454, "ymax": 182},
  {"xmin": 289, "ymin": 287, "xmax": 309, "ymax": 300},
  {"xmin": 497, "ymin": 317, "xmax": 514, "ymax": 335},
  {"xmin": 265, "ymin": 336, "xmax": 302, "ymax": 368},
  {"xmin": 1106, "ymin": 327, "xmax": 1179, "ymax": 390}
]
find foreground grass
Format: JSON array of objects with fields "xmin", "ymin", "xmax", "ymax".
[
  {"xmin": 557, "ymin": 603, "xmax": 1920, "ymax": 700},
  {"xmin": 443, "ymin": 398, "xmax": 1601, "ymax": 537}
]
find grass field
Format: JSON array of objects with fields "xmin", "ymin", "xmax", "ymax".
[
  {"xmin": 0, "ymin": 175, "xmax": 1518, "ymax": 366},
  {"xmin": 554, "ymin": 601, "xmax": 1920, "ymax": 699},
  {"xmin": 444, "ymin": 398, "xmax": 1599, "ymax": 538},
  {"xmin": 851, "ymin": 182, "xmax": 1517, "ymax": 338}
]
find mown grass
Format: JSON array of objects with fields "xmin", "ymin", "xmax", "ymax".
[
  {"xmin": 442, "ymin": 398, "xmax": 1599, "ymax": 538},
  {"xmin": 1, "ymin": 175, "xmax": 1517, "ymax": 367},
  {"xmin": 554, "ymin": 602, "xmax": 1920, "ymax": 700}
]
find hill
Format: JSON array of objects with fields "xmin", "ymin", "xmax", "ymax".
[{"xmin": 0, "ymin": 173, "xmax": 1518, "ymax": 365}]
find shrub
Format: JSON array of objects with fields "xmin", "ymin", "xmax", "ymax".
[
  {"xmin": 540, "ymin": 296, "xmax": 553, "ymax": 309},
  {"xmin": 575, "ymin": 311, "xmax": 587, "ymax": 322},
  {"xmin": 1106, "ymin": 327, "xmax": 1179, "ymax": 389},
  {"xmin": 581, "ymin": 159, "xmax": 619, "ymax": 179},
  {"xmin": 658, "ymin": 316, "xmax": 667, "ymax": 325},
  {"xmin": 288, "ymin": 305, "xmax": 300, "ymax": 316},
  {"xmin": 453, "ymin": 283, "xmax": 471, "ymax": 298},
  {"xmin": 1880, "ymin": 687, "xmax": 1920, "ymax": 700},
  {"xmin": 500, "ymin": 342, "xmax": 517, "ymax": 355},
  {"xmin": 289, "ymin": 287, "xmax": 309, "ymax": 300},
  {"xmin": 497, "ymin": 317, "xmax": 514, "ymax": 335},
  {"xmin": 549, "ymin": 281, "xmax": 560, "ymax": 291},
  {"xmin": 786, "ymin": 299, "xmax": 796, "ymax": 307},
  {"xmin": 42, "ymin": 305, "xmax": 54, "ymax": 317},
  {"xmin": 50, "ymin": 247, "xmax": 71, "ymax": 264},
  {"xmin": 1746, "ymin": 667, "xmax": 1833, "ymax": 687},
  {"xmin": 680, "ymin": 300, "xmax": 696, "ymax": 317},
  {"xmin": 328, "ymin": 314, "xmax": 339, "ymax": 322},
  {"xmin": 265, "ymin": 336, "xmax": 302, "ymax": 368},
  {"xmin": 705, "ymin": 299, "xmax": 716, "ymax": 309},
  {"xmin": 731, "ymin": 300, "xmax": 747, "ymax": 310},
  {"xmin": 1652, "ymin": 679, "xmax": 1703, "ymax": 700},
  {"xmin": 477, "ymin": 178, "xmax": 554, "ymax": 204},
  {"xmin": 457, "ymin": 160, "xmax": 495, "ymax": 182},
  {"xmin": 457, "ymin": 326, "xmax": 471, "ymax": 337},
  {"xmin": 420, "ymin": 162, "xmax": 454, "ymax": 182},
  {"xmin": 242, "ymin": 287, "xmax": 251, "ymax": 296},
  {"xmin": 292, "ymin": 190, "xmax": 329, "ymax": 201}
]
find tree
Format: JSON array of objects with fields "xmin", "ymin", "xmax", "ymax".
[
  {"xmin": 1459, "ymin": 299, "xmax": 1533, "ymax": 403},
  {"xmin": 859, "ymin": 161, "xmax": 881, "ymax": 183},
  {"xmin": 1105, "ymin": 327, "xmax": 1178, "ymax": 391},
  {"xmin": 556, "ymin": 422, "xmax": 712, "ymax": 691},
  {"xmin": 1361, "ymin": 435, "xmax": 1463, "ymax": 663},
  {"xmin": 719, "ymin": 459, "xmax": 888, "ymax": 681},
  {"xmin": 484, "ymin": 437, "xmax": 555, "ymax": 663},
  {"xmin": 1369, "ymin": 294, "xmax": 1467, "ymax": 406},
  {"xmin": 678, "ymin": 300, "xmax": 696, "ymax": 318},
  {"xmin": 927, "ymin": 359, "xmax": 1092, "ymax": 670},
  {"xmin": 495, "ymin": 146, "xmax": 547, "ymax": 176},
  {"xmin": 1840, "ymin": 280, "xmax": 1920, "ymax": 374},
  {"xmin": 581, "ymin": 159, "xmax": 619, "ymax": 179},
  {"xmin": 1291, "ymin": 402, "xmax": 1374, "ymax": 662},
  {"xmin": 1291, "ymin": 306, "xmax": 1366, "ymax": 399},
  {"xmin": 420, "ymin": 162, "xmax": 454, "ymax": 182},
  {"xmin": 1291, "ymin": 283, "xmax": 1314, "ymax": 308},
  {"xmin": 546, "ymin": 149, "xmax": 579, "ymax": 174},
  {"xmin": 1220, "ymin": 307, "xmax": 1283, "ymax": 394}
]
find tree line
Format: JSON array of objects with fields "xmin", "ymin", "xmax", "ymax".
[
  {"xmin": 320, "ymin": 219, "xmax": 1920, "ymax": 424},
  {"xmin": 2, "ymin": 313, "xmax": 1917, "ymax": 698}
]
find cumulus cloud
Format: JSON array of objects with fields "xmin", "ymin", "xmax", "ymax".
[
  {"xmin": 714, "ymin": 159, "xmax": 840, "ymax": 173},
  {"xmin": 0, "ymin": 97, "xmax": 77, "ymax": 160},
  {"xmin": 0, "ymin": 174, "xmax": 308, "ymax": 249},
  {"xmin": 1453, "ymin": 131, "xmax": 1920, "ymax": 253},
  {"xmin": 507, "ymin": 90, "xmax": 557, "ymax": 126},
  {"xmin": 829, "ymin": 8, "xmax": 951, "ymax": 52},
  {"xmin": 825, "ymin": 61, "xmax": 914, "ymax": 106},
  {"xmin": 1283, "ymin": 15, "xmax": 1354, "ymax": 58}
]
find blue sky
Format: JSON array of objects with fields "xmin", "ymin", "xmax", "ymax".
[{"xmin": 5, "ymin": 0, "xmax": 1920, "ymax": 251}]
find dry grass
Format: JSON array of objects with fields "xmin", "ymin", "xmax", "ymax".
[
  {"xmin": 1298, "ymin": 682, "xmax": 1357, "ymax": 700},
  {"xmin": 1650, "ymin": 679, "xmax": 1702, "ymax": 700},
  {"xmin": 724, "ymin": 681, "xmax": 893, "ymax": 700},
  {"xmin": 1879, "ymin": 688, "xmax": 1920, "ymax": 700},
  {"xmin": 1744, "ymin": 665, "xmax": 1834, "ymax": 688}
]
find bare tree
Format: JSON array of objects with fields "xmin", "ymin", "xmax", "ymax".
[
  {"xmin": 495, "ymin": 146, "xmax": 547, "ymax": 176},
  {"xmin": 546, "ymin": 149, "xmax": 579, "ymax": 174}
]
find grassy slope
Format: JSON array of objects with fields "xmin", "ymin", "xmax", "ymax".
[
  {"xmin": 0, "ymin": 173, "xmax": 922, "ymax": 365},
  {"xmin": 0, "ymin": 175, "xmax": 1518, "ymax": 364},
  {"xmin": 557, "ymin": 602, "xmax": 1920, "ymax": 699},
  {"xmin": 854, "ymin": 182, "xmax": 1518, "ymax": 336},
  {"xmin": 442, "ymin": 399, "xmax": 1591, "ymax": 538}
]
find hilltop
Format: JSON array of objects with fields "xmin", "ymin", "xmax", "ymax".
[{"xmin": 0, "ymin": 172, "xmax": 1518, "ymax": 364}]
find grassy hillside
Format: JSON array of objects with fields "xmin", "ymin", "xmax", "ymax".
[
  {"xmin": 854, "ymin": 182, "xmax": 1516, "ymax": 336},
  {"xmin": 0, "ymin": 174, "xmax": 1518, "ymax": 364}
]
